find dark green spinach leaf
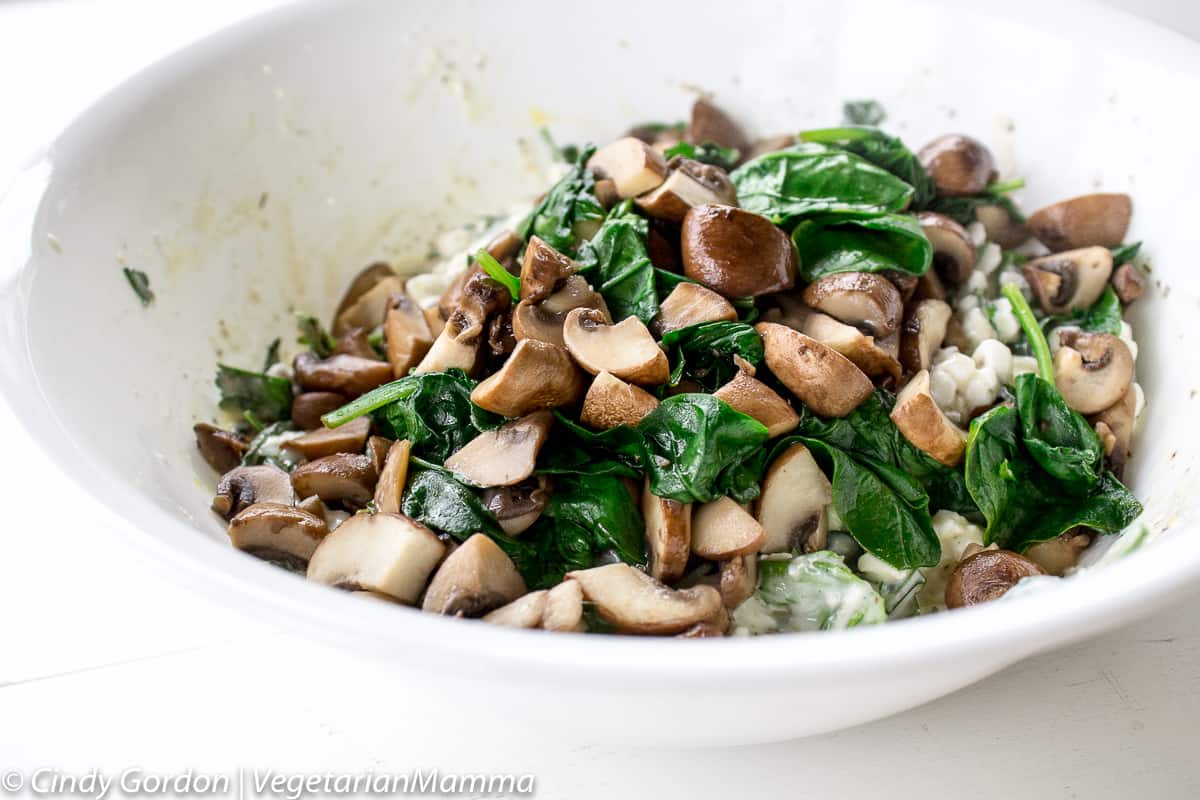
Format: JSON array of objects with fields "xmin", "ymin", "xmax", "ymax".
[
  {"xmin": 926, "ymin": 189, "xmax": 1026, "ymax": 226},
  {"xmin": 800, "ymin": 126, "xmax": 933, "ymax": 209},
  {"xmin": 661, "ymin": 321, "xmax": 764, "ymax": 391},
  {"xmin": 575, "ymin": 201, "xmax": 659, "ymax": 324},
  {"xmin": 1044, "ymin": 285, "xmax": 1123, "ymax": 336},
  {"xmin": 516, "ymin": 145, "xmax": 605, "ymax": 255},
  {"xmin": 1110, "ymin": 241, "xmax": 1142, "ymax": 265},
  {"xmin": 215, "ymin": 364, "xmax": 292, "ymax": 424},
  {"xmin": 122, "ymin": 268, "xmax": 154, "ymax": 306},
  {"xmin": 297, "ymin": 314, "xmax": 336, "ymax": 358},
  {"xmin": 790, "ymin": 213, "xmax": 932, "ymax": 281},
  {"xmin": 663, "ymin": 140, "xmax": 740, "ymax": 171},
  {"xmin": 1015, "ymin": 373, "xmax": 1104, "ymax": 495}
]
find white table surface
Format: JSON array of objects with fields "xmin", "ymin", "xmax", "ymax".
[{"xmin": 2, "ymin": 2, "xmax": 1198, "ymax": 797}]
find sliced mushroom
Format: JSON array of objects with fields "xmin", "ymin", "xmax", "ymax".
[
  {"xmin": 512, "ymin": 275, "xmax": 608, "ymax": 347},
  {"xmin": 579, "ymin": 371, "xmax": 660, "ymax": 430},
  {"xmin": 691, "ymin": 497, "xmax": 767, "ymax": 560},
  {"xmin": 470, "ymin": 339, "xmax": 585, "ymax": 417},
  {"xmin": 976, "ymin": 203, "xmax": 1029, "ymax": 249},
  {"xmin": 800, "ymin": 311, "xmax": 902, "ymax": 383},
  {"xmin": 635, "ymin": 157, "xmax": 737, "ymax": 223},
  {"xmin": 212, "ymin": 465, "xmax": 297, "ymax": 520},
  {"xmin": 1090, "ymin": 384, "xmax": 1136, "ymax": 478},
  {"xmin": 297, "ymin": 493, "xmax": 328, "ymax": 521},
  {"xmin": 423, "ymin": 304, "xmax": 446, "ymax": 339},
  {"xmin": 306, "ymin": 511, "xmax": 445, "ymax": 604},
  {"xmin": 562, "ymin": 308, "xmax": 669, "ymax": 385},
  {"xmin": 1024, "ymin": 529, "xmax": 1093, "ymax": 576},
  {"xmin": 422, "ymin": 533, "xmax": 527, "ymax": 617},
  {"xmin": 566, "ymin": 563, "xmax": 723, "ymax": 635},
  {"xmin": 412, "ymin": 318, "xmax": 481, "ymax": 375},
  {"xmin": 801, "ymin": 272, "xmax": 903, "ymax": 338},
  {"xmin": 754, "ymin": 442, "xmax": 832, "ymax": 553},
  {"xmin": 1111, "ymin": 262, "xmax": 1146, "ymax": 305},
  {"xmin": 519, "ymin": 236, "xmax": 579, "ymax": 303},
  {"xmin": 227, "ymin": 502, "xmax": 328, "ymax": 566},
  {"xmin": 641, "ymin": 478, "xmax": 692, "ymax": 583},
  {"xmin": 482, "ymin": 590, "xmax": 548, "ymax": 629},
  {"xmin": 193, "ymin": 423, "xmax": 248, "ymax": 473},
  {"xmin": 283, "ymin": 416, "xmax": 371, "ymax": 461},
  {"xmin": 899, "ymin": 299, "xmax": 953, "ymax": 374},
  {"xmin": 593, "ymin": 178, "xmax": 621, "ymax": 209},
  {"xmin": 291, "ymin": 391, "xmax": 347, "ymax": 430},
  {"xmin": 443, "ymin": 411, "xmax": 553, "ymax": 487},
  {"xmin": 676, "ymin": 605, "xmax": 730, "ymax": 638},
  {"xmin": 1053, "ymin": 331, "xmax": 1134, "ymax": 414},
  {"xmin": 372, "ymin": 439, "xmax": 412, "ymax": 514},
  {"xmin": 481, "ymin": 476, "xmax": 551, "ymax": 536},
  {"xmin": 586, "ymin": 137, "xmax": 668, "ymax": 198},
  {"xmin": 333, "ymin": 263, "xmax": 397, "ymax": 335},
  {"xmin": 945, "ymin": 549, "xmax": 1045, "ymax": 608},
  {"xmin": 385, "ymin": 291, "xmax": 434, "ymax": 378},
  {"xmin": 917, "ymin": 212, "xmax": 977, "ymax": 284},
  {"xmin": 688, "ymin": 97, "xmax": 750, "ymax": 156},
  {"xmin": 755, "ymin": 322, "xmax": 873, "ymax": 417},
  {"xmin": 290, "ymin": 453, "xmax": 378, "ymax": 507},
  {"xmin": 913, "ymin": 267, "xmax": 947, "ymax": 303},
  {"xmin": 332, "ymin": 327, "xmax": 379, "ymax": 360},
  {"xmin": 681, "ymin": 204, "xmax": 797, "ymax": 297},
  {"xmin": 886, "ymin": 270, "xmax": 919, "ymax": 303},
  {"xmin": 917, "ymin": 134, "xmax": 997, "ymax": 197},
  {"xmin": 293, "ymin": 352, "xmax": 394, "ymax": 397},
  {"xmin": 485, "ymin": 229, "xmax": 522, "ymax": 263},
  {"xmin": 712, "ymin": 369, "xmax": 799, "ymax": 437},
  {"xmin": 719, "ymin": 554, "xmax": 758, "ymax": 608},
  {"xmin": 365, "ymin": 435, "xmax": 391, "ymax": 474},
  {"xmin": 436, "ymin": 264, "xmax": 479, "ymax": 323},
  {"xmin": 651, "ymin": 282, "xmax": 737, "ymax": 336},
  {"xmin": 1021, "ymin": 247, "xmax": 1114, "ymax": 315},
  {"xmin": 542, "ymin": 579, "xmax": 586, "ymax": 632},
  {"xmin": 1027, "ymin": 193, "xmax": 1132, "ymax": 251},
  {"xmin": 890, "ymin": 369, "xmax": 967, "ymax": 466}
]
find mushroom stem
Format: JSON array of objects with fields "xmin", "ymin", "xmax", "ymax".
[{"xmin": 1001, "ymin": 283, "xmax": 1053, "ymax": 382}]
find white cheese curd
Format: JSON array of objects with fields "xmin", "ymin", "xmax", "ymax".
[
  {"xmin": 963, "ymin": 269, "xmax": 989, "ymax": 295},
  {"xmin": 967, "ymin": 221, "xmax": 987, "ymax": 247},
  {"xmin": 960, "ymin": 306, "xmax": 997, "ymax": 349},
  {"xmin": 997, "ymin": 266, "xmax": 1032, "ymax": 299},
  {"xmin": 972, "ymin": 339, "xmax": 1013, "ymax": 385},
  {"xmin": 976, "ymin": 242, "xmax": 1003, "ymax": 275},
  {"xmin": 1012, "ymin": 355, "xmax": 1040, "ymax": 379},
  {"xmin": 963, "ymin": 366, "xmax": 1000, "ymax": 410},
  {"xmin": 988, "ymin": 296, "xmax": 1021, "ymax": 343},
  {"xmin": 918, "ymin": 511, "xmax": 986, "ymax": 613},
  {"xmin": 928, "ymin": 367, "xmax": 959, "ymax": 413},
  {"xmin": 956, "ymin": 292, "xmax": 980, "ymax": 312}
]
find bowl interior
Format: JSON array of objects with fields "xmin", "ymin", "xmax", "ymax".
[{"xmin": 8, "ymin": 0, "xmax": 1200, "ymax": 640}]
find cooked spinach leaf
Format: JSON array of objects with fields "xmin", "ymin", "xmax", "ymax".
[
  {"xmin": 1110, "ymin": 241, "xmax": 1142, "ymax": 264},
  {"xmin": 297, "ymin": 314, "xmax": 336, "ymax": 358},
  {"xmin": 842, "ymin": 100, "xmax": 887, "ymax": 126},
  {"xmin": 1044, "ymin": 285, "xmax": 1123, "ymax": 336},
  {"xmin": 539, "ymin": 473, "xmax": 645, "ymax": 567},
  {"xmin": 661, "ymin": 321, "xmax": 764, "ymax": 391},
  {"xmin": 730, "ymin": 143, "xmax": 915, "ymax": 225},
  {"xmin": 215, "ymin": 364, "xmax": 292, "ymax": 424},
  {"xmin": 475, "ymin": 248, "xmax": 520, "ymax": 300},
  {"xmin": 926, "ymin": 181, "xmax": 1026, "ymax": 225},
  {"xmin": 515, "ymin": 145, "xmax": 605, "ymax": 255},
  {"xmin": 790, "ymin": 213, "xmax": 932, "ymax": 282},
  {"xmin": 575, "ymin": 201, "xmax": 659, "ymax": 324},
  {"xmin": 799, "ymin": 126, "xmax": 933, "ymax": 209},
  {"xmin": 262, "ymin": 338, "xmax": 282, "ymax": 372},
  {"xmin": 122, "ymin": 268, "xmax": 154, "ymax": 306},
  {"xmin": 663, "ymin": 140, "xmax": 740, "ymax": 171},
  {"xmin": 537, "ymin": 412, "xmax": 643, "ymax": 478},
  {"xmin": 1015, "ymin": 373, "xmax": 1104, "ymax": 495}
]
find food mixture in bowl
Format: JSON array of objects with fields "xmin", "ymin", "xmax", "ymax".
[{"xmin": 189, "ymin": 98, "xmax": 1148, "ymax": 637}]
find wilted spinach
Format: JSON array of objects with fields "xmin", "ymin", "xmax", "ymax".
[
  {"xmin": 1015, "ymin": 373, "xmax": 1104, "ymax": 495},
  {"xmin": 122, "ymin": 267, "xmax": 154, "ymax": 306},
  {"xmin": 1110, "ymin": 241, "xmax": 1142, "ymax": 265},
  {"xmin": 575, "ymin": 201, "xmax": 659, "ymax": 324},
  {"xmin": 262, "ymin": 338, "xmax": 282, "ymax": 372},
  {"xmin": 790, "ymin": 213, "xmax": 932, "ymax": 282},
  {"xmin": 215, "ymin": 364, "xmax": 292, "ymax": 424},
  {"xmin": 241, "ymin": 420, "xmax": 300, "ymax": 471},
  {"xmin": 663, "ymin": 140, "xmax": 740, "ymax": 171},
  {"xmin": 799, "ymin": 126, "xmax": 934, "ymax": 209},
  {"xmin": 537, "ymin": 412, "xmax": 643, "ymax": 478},
  {"xmin": 516, "ymin": 145, "xmax": 605, "ymax": 255},
  {"xmin": 661, "ymin": 321, "xmax": 763, "ymax": 391},
  {"xmin": 297, "ymin": 314, "xmax": 336, "ymax": 358},
  {"xmin": 730, "ymin": 143, "xmax": 915, "ymax": 225},
  {"xmin": 1044, "ymin": 285, "xmax": 1123, "ymax": 336},
  {"xmin": 926, "ymin": 180, "xmax": 1026, "ymax": 225}
]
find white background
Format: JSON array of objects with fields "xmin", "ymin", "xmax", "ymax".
[{"xmin": 1, "ymin": 1, "xmax": 1198, "ymax": 797}]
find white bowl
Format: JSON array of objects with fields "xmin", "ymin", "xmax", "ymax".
[{"xmin": 1, "ymin": 0, "xmax": 1198, "ymax": 745}]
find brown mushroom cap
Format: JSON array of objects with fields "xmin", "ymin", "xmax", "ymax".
[
  {"xmin": 917, "ymin": 212, "xmax": 977, "ymax": 285},
  {"xmin": 1111, "ymin": 262, "xmax": 1147, "ymax": 305},
  {"xmin": 1027, "ymin": 193, "xmax": 1132, "ymax": 251},
  {"xmin": 652, "ymin": 281, "xmax": 737, "ymax": 336},
  {"xmin": 719, "ymin": 554, "xmax": 758, "ymax": 609},
  {"xmin": 194, "ymin": 423, "xmax": 248, "ymax": 473},
  {"xmin": 481, "ymin": 476, "xmax": 551, "ymax": 536},
  {"xmin": 801, "ymin": 272, "xmax": 903, "ymax": 338},
  {"xmin": 641, "ymin": 477, "xmax": 692, "ymax": 583},
  {"xmin": 290, "ymin": 453, "xmax": 378, "ymax": 508},
  {"xmin": 283, "ymin": 416, "xmax": 370, "ymax": 461},
  {"xmin": 372, "ymin": 439, "xmax": 412, "ymax": 515},
  {"xmin": 512, "ymin": 275, "xmax": 609, "ymax": 348},
  {"xmin": 692, "ymin": 497, "xmax": 767, "ymax": 560},
  {"xmin": 755, "ymin": 322, "xmax": 873, "ymax": 417},
  {"xmin": 542, "ymin": 579, "xmax": 586, "ymax": 632},
  {"xmin": 306, "ymin": 511, "xmax": 446, "ymax": 604},
  {"xmin": 586, "ymin": 137, "xmax": 668, "ymax": 198},
  {"xmin": 581, "ymin": 371, "xmax": 660, "ymax": 429},
  {"xmin": 681, "ymin": 204, "xmax": 798, "ymax": 297},
  {"xmin": 294, "ymin": 352, "xmax": 394, "ymax": 397},
  {"xmin": 385, "ymin": 291, "xmax": 434, "ymax": 378},
  {"xmin": 754, "ymin": 442, "xmax": 832, "ymax": 553},
  {"xmin": 566, "ymin": 563, "xmax": 724, "ymax": 635},
  {"xmin": 1053, "ymin": 331, "xmax": 1135, "ymax": 414},
  {"xmin": 562, "ymin": 308, "xmax": 670, "ymax": 385},
  {"xmin": 227, "ymin": 502, "xmax": 328, "ymax": 566},
  {"xmin": 292, "ymin": 391, "xmax": 347, "ymax": 430},
  {"xmin": 945, "ymin": 549, "xmax": 1045, "ymax": 608},
  {"xmin": 443, "ymin": 411, "xmax": 553, "ymax": 488},
  {"xmin": 688, "ymin": 97, "xmax": 751, "ymax": 156},
  {"xmin": 1022, "ymin": 247, "xmax": 1115, "ymax": 315},
  {"xmin": 1024, "ymin": 529, "xmax": 1093, "ymax": 576},
  {"xmin": 917, "ymin": 134, "xmax": 998, "ymax": 197},
  {"xmin": 422, "ymin": 533, "xmax": 527, "ymax": 617},
  {"xmin": 890, "ymin": 369, "xmax": 967, "ymax": 466},
  {"xmin": 975, "ymin": 203, "xmax": 1029, "ymax": 249},
  {"xmin": 333, "ymin": 263, "xmax": 397, "ymax": 336},
  {"xmin": 470, "ymin": 339, "xmax": 585, "ymax": 417},
  {"xmin": 213, "ymin": 464, "xmax": 297, "ymax": 520},
  {"xmin": 712, "ymin": 369, "xmax": 800, "ymax": 437},
  {"xmin": 635, "ymin": 157, "xmax": 738, "ymax": 224},
  {"xmin": 899, "ymin": 299, "xmax": 953, "ymax": 375},
  {"xmin": 800, "ymin": 311, "xmax": 902, "ymax": 384},
  {"xmin": 483, "ymin": 590, "xmax": 548, "ymax": 629},
  {"xmin": 519, "ymin": 236, "xmax": 579, "ymax": 303}
]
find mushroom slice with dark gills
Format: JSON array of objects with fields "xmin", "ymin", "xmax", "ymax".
[
  {"xmin": 519, "ymin": 236, "xmax": 579, "ymax": 303},
  {"xmin": 306, "ymin": 512, "xmax": 446, "ymax": 605},
  {"xmin": 422, "ymin": 533, "xmax": 527, "ymax": 617},
  {"xmin": 1027, "ymin": 193, "xmax": 1132, "ymax": 251},
  {"xmin": 481, "ymin": 476, "xmax": 551, "ymax": 536},
  {"xmin": 562, "ymin": 308, "xmax": 669, "ymax": 385},
  {"xmin": 586, "ymin": 137, "xmax": 668, "ymax": 198},
  {"xmin": 755, "ymin": 322, "xmax": 873, "ymax": 418},
  {"xmin": 681, "ymin": 204, "xmax": 797, "ymax": 297},
  {"xmin": 635, "ymin": 157, "xmax": 738, "ymax": 224},
  {"xmin": 1022, "ymin": 247, "xmax": 1114, "ymax": 315},
  {"xmin": 1053, "ymin": 331, "xmax": 1134, "ymax": 415},
  {"xmin": 443, "ymin": 411, "xmax": 554, "ymax": 488},
  {"xmin": 754, "ymin": 442, "xmax": 832, "ymax": 554},
  {"xmin": 916, "ymin": 212, "xmax": 976, "ymax": 285},
  {"xmin": 917, "ymin": 134, "xmax": 997, "ymax": 197},
  {"xmin": 801, "ymin": 272, "xmax": 904, "ymax": 338},
  {"xmin": 641, "ymin": 477, "xmax": 692, "ymax": 583},
  {"xmin": 193, "ymin": 423, "xmax": 248, "ymax": 473},
  {"xmin": 512, "ymin": 275, "xmax": 609, "ymax": 348},
  {"xmin": 227, "ymin": 502, "xmax": 328, "ymax": 567},
  {"xmin": 470, "ymin": 339, "xmax": 585, "ymax": 417},
  {"xmin": 416, "ymin": 271, "xmax": 510, "ymax": 375},
  {"xmin": 212, "ymin": 465, "xmax": 297, "ymax": 521},
  {"xmin": 566, "ymin": 563, "xmax": 724, "ymax": 635},
  {"xmin": 945, "ymin": 549, "xmax": 1045, "ymax": 608}
]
